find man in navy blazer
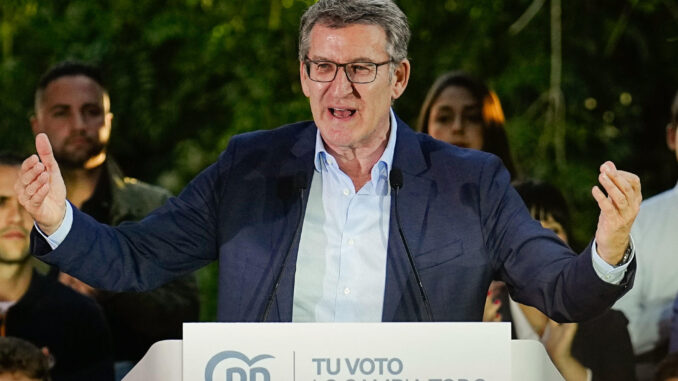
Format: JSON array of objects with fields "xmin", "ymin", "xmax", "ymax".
[{"xmin": 17, "ymin": 0, "xmax": 641, "ymax": 323}]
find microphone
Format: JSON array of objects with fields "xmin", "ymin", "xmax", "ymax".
[
  {"xmin": 261, "ymin": 172, "xmax": 308, "ymax": 322},
  {"xmin": 389, "ymin": 168, "xmax": 434, "ymax": 321}
]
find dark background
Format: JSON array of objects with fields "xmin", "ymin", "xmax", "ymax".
[{"xmin": 1, "ymin": 0, "xmax": 676, "ymax": 319}]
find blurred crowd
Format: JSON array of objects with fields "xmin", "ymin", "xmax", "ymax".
[{"xmin": 1, "ymin": 1, "xmax": 676, "ymax": 381}]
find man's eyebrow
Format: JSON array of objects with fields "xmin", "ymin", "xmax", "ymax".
[
  {"xmin": 48, "ymin": 104, "xmax": 70, "ymax": 112},
  {"xmin": 81, "ymin": 102, "xmax": 103, "ymax": 109},
  {"xmin": 308, "ymin": 55, "xmax": 381, "ymax": 63}
]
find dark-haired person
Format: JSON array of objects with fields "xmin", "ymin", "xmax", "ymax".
[
  {"xmin": 0, "ymin": 153, "xmax": 113, "ymax": 381},
  {"xmin": 17, "ymin": 0, "xmax": 638, "ymax": 332},
  {"xmin": 0, "ymin": 337, "xmax": 51, "ymax": 381},
  {"xmin": 417, "ymin": 71, "xmax": 517, "ymax": 179},
  {"xmin": 616, "ymin": 90, "xmax": 678, "ymax": 381},
  {"xmin": 29, "ymin": 61, "xmax": 200, "ymax": 379}
]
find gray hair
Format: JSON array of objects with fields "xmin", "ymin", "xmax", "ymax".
[{"xmin": 298, "ymin": 0, "xmax": 410, "ymax": 63}]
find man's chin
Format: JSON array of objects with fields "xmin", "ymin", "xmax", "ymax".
[
  {"xmin": 0, "ymin": 253, "xmax": 31, "ymax": 265},
  {"xmin": 55, "ymin": 151, "xmax": 101, "ymax": 169}
]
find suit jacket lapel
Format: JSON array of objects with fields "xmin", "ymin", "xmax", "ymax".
[
  {"xmin": 271, "ymin": 123, "xmax": 316, "ymax": 322},
  {"xmin": 265, "ymin": 118, "xmax": 433, "ymax": 322},
  {"xmin": 382, "ymin": 117, "xmax": 434, "ymax": 321}
]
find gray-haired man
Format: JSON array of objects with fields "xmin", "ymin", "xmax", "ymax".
[{"xmin": 18, "ymin": 0, "xmax": 639, "ymax": 326}]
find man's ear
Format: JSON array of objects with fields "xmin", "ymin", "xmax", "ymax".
[
  {"xmin": 667, "ymin": 123, "xmax": 677, "ymax": 151},
  {"xmin": 300, "ymin": 60, "xmax": 310, "ymax": 98},
  {"xmin": 666, "ymin": 123, "xmax": 678, "ymax": 151},
  {"xmin": 390, "ymin": 58, "xmax": 410, "ymax": 101}
]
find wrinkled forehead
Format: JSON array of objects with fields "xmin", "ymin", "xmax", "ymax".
[{"xmin": 307, "ymin": 22, "xmax": 389, "ymax": 59}]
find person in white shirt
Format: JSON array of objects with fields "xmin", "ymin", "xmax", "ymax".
[{"xmin": 613, "ymin": 90, "xmax": 678, "ymax": 381}]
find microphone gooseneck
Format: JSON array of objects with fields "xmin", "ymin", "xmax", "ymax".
[
  {"xmin": 260, "ymin": 172, "xmax": 308, "ymax": 322},
  {"xmin": 389, "ymin": 168, "xmax": 434, "ymax": 322}
]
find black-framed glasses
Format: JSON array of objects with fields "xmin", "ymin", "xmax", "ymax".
[{"xmin": 304, "ymin": 56, "xmax": 392, "ymax": 84}]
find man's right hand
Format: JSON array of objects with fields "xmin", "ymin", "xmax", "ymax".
[{"xmin": 15, "ymin": 133, "xmax": 67, "ymax": 235}]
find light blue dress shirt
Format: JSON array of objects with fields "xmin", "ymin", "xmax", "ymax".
[{"xmin": 291, "ymin": 110, "xmax": 398, "ymax": 322}]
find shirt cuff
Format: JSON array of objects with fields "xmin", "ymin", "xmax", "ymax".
[
  {"xmin": 34, "ymin": 201, "xmax": 73, "ymax": 250},
  {"xmin": 591, "ymin": 235, "xmax": 635, "ymax": 285}
]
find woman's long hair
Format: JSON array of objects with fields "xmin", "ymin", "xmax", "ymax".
[{"xmin": 417, "ymin": 71, "xmax": 517, "ymax": 179}]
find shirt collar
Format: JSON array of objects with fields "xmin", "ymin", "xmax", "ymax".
[{"xmin": 314, "ymin": 108, "xmax": 398, "ymax": 176}]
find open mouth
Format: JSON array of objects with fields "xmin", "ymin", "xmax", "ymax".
[{"xmin": 329, "ymin": 108, "xmax": 357, "ymax": 118}]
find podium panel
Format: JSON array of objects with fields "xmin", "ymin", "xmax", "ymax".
[
  {"xmin": 184, "ymin": 322, "xmax": 511, "ymax": 381},
  {"xmin": 123, "ymin": 323, "xmax": 564, "ymax": 381}
]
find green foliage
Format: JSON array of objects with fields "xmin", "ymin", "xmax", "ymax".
[{"xmin": 1, "ymin": 0, "xmax": 675, "ymax": 320}]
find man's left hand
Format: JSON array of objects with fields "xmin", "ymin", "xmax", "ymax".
[{"xmin": 592, "ymin": 161, "xmax": 642, "ymax": 265}]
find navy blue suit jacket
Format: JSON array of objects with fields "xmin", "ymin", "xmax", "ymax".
[{"xmin": 33, "ymin": 116, "xmax": 634, "ymax": 322}]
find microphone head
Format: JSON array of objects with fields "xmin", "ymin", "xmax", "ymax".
[
  {"xmin": 389, "ymin": 167, "xmax": 403, "ymax": 189},
  {"xmin": 277, "ymin": 172, "xmax": 308, "ymax": 200}
]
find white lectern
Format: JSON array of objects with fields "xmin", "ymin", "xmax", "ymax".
[{"xmin": 123, "ymin": 323, "xmax": 563, "ymax": 381}]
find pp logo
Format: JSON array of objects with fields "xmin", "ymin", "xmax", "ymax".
[{"xmin": 204, "ymin": 351, "xmax": 274, "ymax": 381}]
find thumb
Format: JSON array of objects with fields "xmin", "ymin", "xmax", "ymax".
[{"xmin": 35, "ymin": 133, "xmax": 58, "ymax": 172}]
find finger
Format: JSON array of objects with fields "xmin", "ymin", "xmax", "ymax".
[
  {"xmin": 35, "ymin": 133, "xmax": 58, "ymax": 172},
  {"xmin": 18, "ymin": 171, "xmax": 47, "ymax": 205},
  {"xmin": 617, "ymin": 170, "xmax": 642, "ymax": 200},
  {"xmin": 30, "ymin": 181, "xmax": 50, "ymax": 207},
  {"xmin": 599, "ymin": 162, "xmax": 642, "ymax": 203},
  {"xmin": 602, "ymin": 165, "xmax": 636, "ymax": 202},
  {"xmin": 598, "ymin": 171, "xmax": 628, "ymax": 212},
  {"xmin": 592, "ymin": 185, "xmax": 615, "ymax": 214},
  {"xmin": 19, "ymin": 158, "xmax": 45, "ymax": 187},
  {"xmin": 22, "ymin": 173, "xmax": 49, "ymax": 208},
  {"xmin": 26, "ymin": 171, "xmax": 49, "ymax": 196},
  {"xmin": 600, "ymin": 160, "xmax": 616, "ymax": 173},
  {"xmin": 21, "ymin": 154, "xmax": 39, "ymax": 172}
]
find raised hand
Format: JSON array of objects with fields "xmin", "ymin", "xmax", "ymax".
[
  {"xmin": 592, "ymin": 161, "xmax": 642, "ymax": 265},
  {"xmin": 14, "ymin": 133, "xmax": 67, "ymax": 235}
]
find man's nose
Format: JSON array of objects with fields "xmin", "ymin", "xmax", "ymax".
[
  {"xmin": 329, "ymin": 66, "xmax": 354, "ymax": 96},
  {"xmin": 73, "ymin": 112, "xmax": 87, "ymax": 131},
  {"xmin": 7, "ymin": 200, "xmax": 25, "ymax": 224}
]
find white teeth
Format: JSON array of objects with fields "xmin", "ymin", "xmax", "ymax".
[{"xmin": 329, "ymin": 108, "xmax": 357, "ymax": 118}]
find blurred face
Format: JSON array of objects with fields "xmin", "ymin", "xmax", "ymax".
[
  {"xmin": 31, "ymin": 75, "xmax": 113, "ymax": 169},
  {"xmin": 300, "ymin": 23, "xmax": 409, "ymax": 153},
  {"xmin": 0, "ymin": 165, "xmax": 32, "ymax": 265},
  {"xmin": 428, "ymin": 85, "xmax": 484, "ymax": 150},
  {"xmin": 539, "ymin": 214, "xmax": 568, "ymax": 244}
]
